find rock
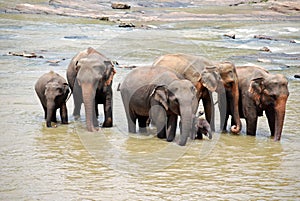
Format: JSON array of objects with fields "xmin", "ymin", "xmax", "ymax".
[
  {"xmin": 119, "ymin": 22, "xmax": 135, "ymax": 28},
  {"xmin": 260, "ymin": 46, "xmax": 271, "ymax": 52},
  {"xmin": 7, "ymin": 51, "xmax": 44, "ymax": 58},
  {"xmin": 224, "ymin": 33, "xmax": 235, "ymax": 39},
  {"xmin": 141, "ymin": 24, "xmax": 158, "ymax": 29},
  {"xmin": 111, "ymin": 3, "xmax": 130, "ymax": 9},
  {"xmin": 254, "ymin": 35, "xmax": 296, "ymax": 43},
  {"xmin": 294, "ymin": 75, "xmax": 300, "ymax": 79},
  {"xmin": 257, "ymin": 58, "xmax": 272, "ymax": 63}
]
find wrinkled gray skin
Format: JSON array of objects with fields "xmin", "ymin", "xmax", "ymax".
[
  {"xmin": 35, "ymin": 71, "xmax": 69, "ymax": 127},
  {"xmin": 153, "ymin": 53, "xmax": 241, "ymax": 133},
  {"xmin": 194, "ymin": 117, "xmax": 212, "ymax": 140},
  {"xmin": 120, "ymin": 66, "xmax": 198, "ymax": 146},
  {"xmin": 67, "ymin": 47, "xmax": 116, "ymax": 132},
  {"xmin": 226, "ymin": 66, "xmax": 289, "ymax": 141}
]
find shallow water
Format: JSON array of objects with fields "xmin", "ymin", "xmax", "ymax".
[{"xmin": 0, "ymin": 9, "xmax": 300, "ymax": 200}]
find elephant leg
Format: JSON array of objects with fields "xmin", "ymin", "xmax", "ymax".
[
  {"xmin": 51, "ymin": 109, "xmax": 57, "ymax": 123},
  {"xmin": 265, "ymin": 107, "xmax": 275, "ymax": 136},
  {"xmin": 43, "ymin": 105, "xmax": 47, "ymax": 119},
  {"xmin": 138, "ymin": 116, "xmax": 148, "ymax": 133},
  {"xmin": 218, "ymin": 92, "xmax": 227, "ymax": 132},
  {"xmin": 157, "ymin": 126, "xmax": 166, "ymax": 139},
  {"xmin": 73, "ymin": 87, "xmax": 82, "ymax": 119},
  {"xmin": 203, "ymin": 90, "xmax": 215, "ymax": 131},
  {"xmin": 166, "ymin": 114, "xmax": 178, "ymax": 142},
  {"xmin": 196, "ymin": 128, "xmax": 203, "ymax": 139},
  {"xmin": 102, "ymin": 90, "xmax": 113, "ymax": 127},
  {"xmin": 127, "ymin": 111, "xmax": 137, "ymax": 133},
  {"xmin": 245, "ymin": 116, "xmax": 258, "ymax": 136},
  {"xmin": 60, "ymin": 102, "xmax": 68, "ymax": 124},
  {"xmin": 95, "ymin": 101, "xmax": 99, "ymax": 117}
]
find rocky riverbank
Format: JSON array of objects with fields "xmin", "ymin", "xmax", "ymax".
[{"xmin": 2, "ymin": 0, "xmax": 300, "ymax": 26}]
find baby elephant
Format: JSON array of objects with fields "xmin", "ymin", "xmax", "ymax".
[
  {"xmin": 35, "ymin": 71, "xmax": 70, "ymax": 127},
  {"xmin": 194, "ymin": 116, "xmax": 212, "ymax": 140}
]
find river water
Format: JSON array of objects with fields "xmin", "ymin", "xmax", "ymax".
[{"xmin": 0, "ymin": 4, "xmax": 300, "ymax": 200}]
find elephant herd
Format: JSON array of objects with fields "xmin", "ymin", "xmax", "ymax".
[{"xmin": 35, "ymin": 47, "xmax": 289, "ymax": 146}]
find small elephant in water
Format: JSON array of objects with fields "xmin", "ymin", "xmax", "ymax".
[
  {"xmin": 194, "ymin": 112, "xmax": 212, "ymax": 140},
  {"xmin": 119, "ymin": 66, "xmax": 198, "ymax": 146},
  {"xmin": 66, "ymin": 47, "xmax": 116, "ymax": 132},
  {"xmin": 225, "ymin": 66, "xmax": 289, "ymax": 141},
  {"xmin": 35, "ymin": 71, "xmax": 70, "ymax": 127}
]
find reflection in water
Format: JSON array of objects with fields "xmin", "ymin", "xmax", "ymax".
[{"xmin": 0, "ymin": 11, "xmax": 299, "ymax": 200}]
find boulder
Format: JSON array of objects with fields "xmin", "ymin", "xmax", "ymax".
[{"xmin": 111, "ymin": 3, "xmax": 130, "ymax": 9}]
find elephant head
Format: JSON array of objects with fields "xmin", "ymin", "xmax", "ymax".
[
  {"xmin": 199, "ymin": 66, "xmax": 222, "ymax": 93},
  {"xmin": 248, "ymin": 72, "xmax": 289, "ymax": 141},
  {"xmin": 193, "ymin": 116, "xmax": 212, "ymax": 140},
  {"xmin": 44, "ymin": 80, "xmax": 69, "ymax": 127},
  {"xmin": 74, "ymin": 54, "xmax": 115, "ymax": 132},
  {"xmin": 151, "ymin": 79, "xmax": 198, "ymax": 146},
  {"xmin": 217, "ymin": 61, "xmax": 241, "ymax": 133}
]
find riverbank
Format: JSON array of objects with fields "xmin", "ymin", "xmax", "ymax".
[{"xmin": 2, "ymin": 0, "xmax": 300, "ymax": 27}]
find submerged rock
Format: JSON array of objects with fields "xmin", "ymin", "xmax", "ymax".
[
  {"xmin": 224, "ymin": 33, "xmax": 235, "ymax": 39},
  {"xmin": 260, "ymin": 46, "xmax": 271, "ymax": 52},
  {"xmin": 254, "ymin": 35, "xmax": 296, "ymax": 43},
  {"xmin": 111, "ymin": 3, "xmax": 131, "ymax": 9},
  {"xmin": 7, "ymin": 51, "xmax": 44, "ymax": 58},
  {"xmin": 294, "ymin": 75, "xmax": 300, "ymax": 79},
  {"xmin": 119, "ymin": 22, "xmax": 135, "ymax": 28}
]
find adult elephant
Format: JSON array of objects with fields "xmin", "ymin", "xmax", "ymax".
[
  {"xmin": 35, "ymin": 71, "xmax": 70, "ymax": 127},
  {"xmin": 119, "ymin": 66, "xmax": 199, "ymax": 146},
  {"xmin": 153, "ymin": 53, "xmax": 241, "ymax": 133},
  {"xmin": 67, "ymin": 47, "xmax": 116, "ymax": 132},
  {"xmin": 226, "ymin": 66, "xmax": 289, "ymax": 141}
]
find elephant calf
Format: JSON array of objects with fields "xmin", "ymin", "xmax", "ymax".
[
  {"xmin": 35, "ymin": 71, "xmax": 70, "ymax": 127},
  {"xmin": 194, "ymin": 116, "xmax": 212, "ymax": 140}
]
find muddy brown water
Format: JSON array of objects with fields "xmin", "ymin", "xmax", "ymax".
[{"xmin": 0, "ymin": 8, "xmax": 300, "ymax": 200}]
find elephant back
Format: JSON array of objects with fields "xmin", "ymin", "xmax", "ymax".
[
  {"xmin": 153, "ymin": 53, "xmax": 214, "ymax": 86},
  {"xmin": 67, "ymin": 47, "xmax": 110, "ymax": 90}
]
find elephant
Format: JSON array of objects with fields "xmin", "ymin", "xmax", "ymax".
[
  {"xmin": 225, "ymin": 65, "xmax": 289, "ymax": 141},
  {"xmin": 119, "ymin": 66, "xmax": 199, "ymax": 146},
  {"xmin": 66, "ymin": 47, "xmax": 116, "ymax": 132},
  {"xmin": 152, "ymin": 53, "xmax": 241, "ymax": 133},
  {"xmin": 35, "ymin": 71, "xmax": 70, "ymax": 127},
  {"xmin": 193, "ymin": 112, "xmax": 212, "ymax": 140}
]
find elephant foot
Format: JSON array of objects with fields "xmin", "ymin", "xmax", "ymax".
[
  {"xmin": 102, "ymin": 118, "xmax": 112, "ymax": 127},
  {"xmin": 196, "ymin": 133, "xmax": 203, "ymax": 140},
  {"xmin": 74, "ymin": 115, "xmax": 80, "ymax": 120},
  {"xmin": 139, "ymin": 127, "xmax": 147, "ymax": 133},
  {"xmin": 87, "ymin": 126, "xmax": 99, "ymax": 132},
  {"xmin": 166, "ymin": 135, "xmax": 175, "ymax": 142}
]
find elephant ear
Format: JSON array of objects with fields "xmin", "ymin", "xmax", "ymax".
[
  {"xmin": 200, "ymin": 66, "xmax": 220, "ymax": 92},
  {"xmin": 151, "ymin": 86, "xmax": 169, "ymax": 111},
  {"xmin": 249, "ymin": 76, "xmax": 265, "ymax": 106}
]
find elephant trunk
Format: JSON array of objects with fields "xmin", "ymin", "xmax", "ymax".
[
  {"xmin": 81, "ymin": 83, "xmax": 98, "ymax": 132},
  {"xmin": 46, "ymin": 100, "xmax": 55, "ymax": 127},
  {"xmin": 178, "ymin": 111, "xmax": 194, "ymax": 146},
  {"xmin": 206, "ymin": 127, "xmax": 213, "ymax": 140},
  {"xmin": 274, "ymin": 95, "xmax": 288, "ymax": 141},
  {"xmin": 230, "ymin": 82, "xmax": 242, "ymax": 133}
]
